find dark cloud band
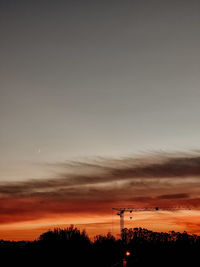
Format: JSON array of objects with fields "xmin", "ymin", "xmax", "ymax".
[{"xmin": 0, "ymin": 151, "xmax": 200, "ymax": 224}]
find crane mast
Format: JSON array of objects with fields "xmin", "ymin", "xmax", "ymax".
[{"xmin": 112, "ymin": 206, "xmax": 184, "ymax": 238}]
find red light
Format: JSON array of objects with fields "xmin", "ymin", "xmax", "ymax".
[{"xmin": 125, "ymin": 251, "xmax": 131, "ymax": 257}]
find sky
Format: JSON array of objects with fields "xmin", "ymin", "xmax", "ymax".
[{"xmin": 0, "ymin": 0, "xmax": 200, "ymax": 240}]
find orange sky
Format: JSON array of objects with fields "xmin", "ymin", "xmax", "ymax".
[
  {"xmin": 1, "ymin": 153, "xmax": 200, "ymax": 241},
  {"xmin": 0, "ymin": 210, "xmax": 200, "ymax": 241}
]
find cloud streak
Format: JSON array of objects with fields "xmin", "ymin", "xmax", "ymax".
[{"xmin": 0, "ymin": 151, "xmax": 200, "ymax": 224}]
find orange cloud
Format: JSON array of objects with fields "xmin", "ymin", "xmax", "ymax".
[{"xmin": 0, "ymin": 151, "xmax": 200, "ymax": 240}]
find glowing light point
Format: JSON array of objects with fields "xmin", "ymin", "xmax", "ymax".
[{"xmin": 125, "ymin": 251, "xmax": 131, "ymax": 257}]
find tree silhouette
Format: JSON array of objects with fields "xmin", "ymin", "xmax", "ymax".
[{"xmin": 0, "ymin": 226, "xmax": 199, "ymax": 266}]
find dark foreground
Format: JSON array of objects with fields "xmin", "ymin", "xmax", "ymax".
[{"xmin": 0, "ymin": 226, "xmax": 199, "ymax": 267}]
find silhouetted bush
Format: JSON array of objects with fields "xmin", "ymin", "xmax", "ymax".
[{"xmin": 39, "ymin": 225, "xmax": 90, "ymax": 246}]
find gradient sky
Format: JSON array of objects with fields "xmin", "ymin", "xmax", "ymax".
[{"xmin": 1, "ymin": 0, "xmax": 200, "ymax": 240}]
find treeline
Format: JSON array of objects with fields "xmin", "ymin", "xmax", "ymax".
[{"xmin": 0, "ymin": 226, "xmax": 199, "ymax": 266}]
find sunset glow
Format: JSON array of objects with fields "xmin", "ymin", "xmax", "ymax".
[
  {"xmin": 1, "ymin": 0, "xmax": 200, "ymax": 242},
  {"xmin": 0, "ymin": 154, "xmax": 200, "ymax": 240}
]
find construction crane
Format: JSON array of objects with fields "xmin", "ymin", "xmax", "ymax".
[{"xmin": 112, "ymin": 207, "xmax": 189, "ymax": 237}]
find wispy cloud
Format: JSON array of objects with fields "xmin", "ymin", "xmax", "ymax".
[{"xmin": 0, "ymin": 151, "xmax": 200, "ymax": 224}]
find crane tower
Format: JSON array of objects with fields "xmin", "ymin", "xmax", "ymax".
[{"xmin": 112, "ymin": 206, "xmax": 186, "ymax": 237}]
